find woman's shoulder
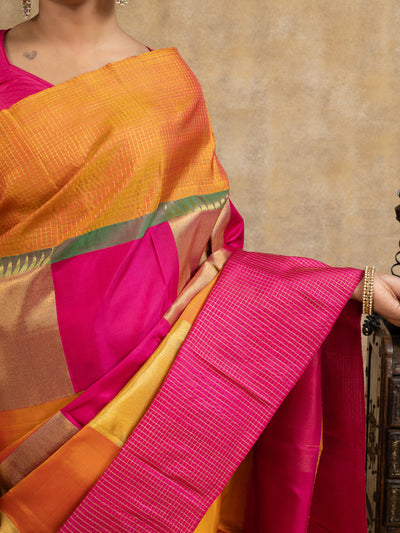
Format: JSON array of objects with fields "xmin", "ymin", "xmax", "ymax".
[
  {"xmin": 120, "ymin": 32, "xmax": 151, "ymax": 56},
  {"xmin": 2, "ymin": 21, "xmax": 31, "ymax": 44}
]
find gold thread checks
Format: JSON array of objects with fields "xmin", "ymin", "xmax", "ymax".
[
  {"xmin": 362, "ymin": 266, "xmax": 375, "ymax": 315},
  {"xmin": 0, "ymin": 50, "xmax": 229, "ymax": 257}
]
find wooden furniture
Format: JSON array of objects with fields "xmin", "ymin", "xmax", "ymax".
[{"xmin": 366, "ymin": 321, "xmax": 400, "ymax": 532}]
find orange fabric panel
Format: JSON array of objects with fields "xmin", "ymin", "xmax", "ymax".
[
  {"xmin": 0, "ymin": 395, "xmax": 76, "ymax": 453},
  {"xmin": 0, "ymin": 427, "xmax": 119, "ymax": 533},
  {"xmin": 0, "ymin": 50, "xmax": 229, "ymax": 257},
  {"xmin": 194, "ymin": 497, "xmax": 221, "ymax": 533},
  {"xmin": 0, "ymin": 412, "xmax": 78, "ymax": 492},
  {"xmin": 218, "ymin": 451, "xmax": 254, "ymax": 532}
]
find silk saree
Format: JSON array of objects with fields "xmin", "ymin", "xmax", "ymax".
[{"xmin": 0, "ymin": 47, "xmax": 367, "ymax": 532}]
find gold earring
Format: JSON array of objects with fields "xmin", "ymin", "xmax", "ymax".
[
  {"xmin": 116, "ymin": 0, "xmax": 128, "ymax": 5},
  {"xmin": 22, "ymin": 0, "xmax": 32, "ymax": 19}
]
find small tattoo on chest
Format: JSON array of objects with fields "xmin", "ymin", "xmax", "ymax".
[{"xmin": 23, "ymin": 50, "xmax": 37, "ymax": 60}]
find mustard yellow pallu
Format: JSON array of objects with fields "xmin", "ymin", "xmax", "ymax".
[{"xmin": 0, "ymin": 47, "xmax": 367, "ymax": 532}]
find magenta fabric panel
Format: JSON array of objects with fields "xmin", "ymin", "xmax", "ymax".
[
  {"xmin": 244, "ymin": 352, "xmax": 323, "ymax": 532},
  {"xmin": 60, "ymin": 250, "xmax": 364, "ymax": 533},
  {"xmin": 244, "ymin": 302, "xmax": 367, "ymax": 533},
  {"xmin": 308, "ymin": 301, "xmax": 367, "ymax": 532},
  {"xmin": 224, "ymin": 200, "xmax": 245, "ymax": 251},
  {"xmin": 0, "ymin": 30, "xmax": 53, "ymax": 110},
  {"xmin": 52, "ymin": 222, "xmax": 179, "ymax": 392},
  {"xmin": 62, "ymin": 317, "xmax": 171, "ymax": 428}
]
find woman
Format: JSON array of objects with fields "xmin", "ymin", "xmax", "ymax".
[{"xmin": 1, "ymin": 1, "xmax": 400, "ymax": 532}]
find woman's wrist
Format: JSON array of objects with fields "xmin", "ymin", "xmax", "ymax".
[
  {"xmin": 351, "ymin": 267, "xmax": 376, "ymax": 311},
  {"xmin": 351, "ymin": 279, "xmax": 364, "ymax": 302}
]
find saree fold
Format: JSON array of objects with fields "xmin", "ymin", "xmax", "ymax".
[{"xmin": 0, "ymin": 46, "xmax": 367, "ymax": 532}]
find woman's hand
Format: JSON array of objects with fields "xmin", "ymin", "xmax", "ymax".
[{"xmin": 352, "ymin": 272, "xmax": 400, "ymax": 327}]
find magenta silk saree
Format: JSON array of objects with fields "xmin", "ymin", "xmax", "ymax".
[{"xmin": 0, "ymin": 45, "xmax": 366, "ymax": 532}]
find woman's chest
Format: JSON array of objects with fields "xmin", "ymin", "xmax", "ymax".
[{"xmin": 5, "ymin": 37, "xmax": 149, "ymax": 86}]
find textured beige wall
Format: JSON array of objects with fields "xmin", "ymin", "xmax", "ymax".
[{"xmin": 1, "ymin": 1, "xmax": 400, "ymax": 271}]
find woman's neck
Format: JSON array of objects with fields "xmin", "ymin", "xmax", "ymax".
[
  {"xmin": 30, "ymin": 0, "xmax": 122, "ymax": 49},
  {"xmin": 5, "ymin": 0, "xmax": 148, "ymax": 87}
]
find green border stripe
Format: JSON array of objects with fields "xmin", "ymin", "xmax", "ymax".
[{"xmin": 0, "ymin": 190, "xmax": 229, "ymax": 278}]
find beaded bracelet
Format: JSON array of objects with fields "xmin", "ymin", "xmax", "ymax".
[{"xmin": 362, "ymin": 266, "xmax": 375, "ymax": 315}]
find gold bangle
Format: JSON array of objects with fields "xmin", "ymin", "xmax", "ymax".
[{"xmin": 362, "ymin": 266, "xmax": 375, "ymax": 315}]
